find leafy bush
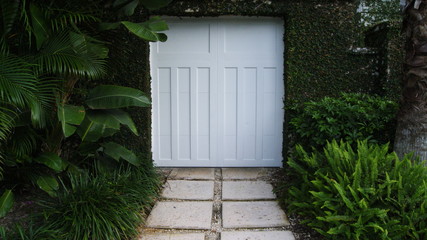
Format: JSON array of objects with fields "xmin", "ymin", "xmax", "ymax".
[
  {"xmin": 289, "ymin": 93, "xmax": 398, "ymax": 149},
  {"xmin": 284, "ymin": 140, "xmax": 427, "ymax": 239},
  {"xmin": 38, "ymin": 160, "xmax": 160, "ymax": 240}
]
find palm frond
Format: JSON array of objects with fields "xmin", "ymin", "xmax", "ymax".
[
  {"xmin": 0, "ymin": 0, "xmax": 20, "ymax": 54},
  {"xmin": 34, "ymin": 31, "xmax": 107, "ymax": 79},
  {"xmin": 0, "ymin": 104, "xmax": 17, "ymax": 141},
  {"xmin": 0, "ymin": 54, "xmax": 38, "ymax": 107},
  {"xmin": 5, "ymin": 126, "xmax": 38, "ymax": 160},
  {"xmin": 49, "ymin": 10, "xmax": 100, "ymax": 32}
]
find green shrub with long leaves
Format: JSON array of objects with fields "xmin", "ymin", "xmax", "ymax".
[
  {"xmin": 284, "ymin": 140, "xmax": 427, "ymax": 239},
  {"xmin": 38, "ymin": 160, "xmax": 160, "ymax": 240},
  {"xmin": 289, "ymin": 93, "xmax": 398, "ymax": 150}
]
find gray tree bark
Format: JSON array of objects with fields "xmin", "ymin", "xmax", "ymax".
[{"xmin": 394, "ymin": 0, "xmax": 427, "ymax": 161}]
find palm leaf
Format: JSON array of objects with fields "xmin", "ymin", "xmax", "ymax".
[
  {"xmin": 0, "ymin": 54, "xmax": 38, "ymax": 107},
  {"xmin": 34, "ymin": 31, "xmax": 107, "ymax": 79},
  {"xmin": 50, "ymin": 10, "xmax": 100, "ymax": 32},
  {"xmin": 86, "ymin": 85, "xmax": 151, "ymax": 109}
]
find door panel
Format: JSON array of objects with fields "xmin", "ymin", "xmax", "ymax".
[{"xmin": 151, "ymin": 17, "xmax": 284, "ymax": 167}]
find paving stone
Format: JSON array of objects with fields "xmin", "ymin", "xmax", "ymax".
[
  {"xmin": 146, "ymin": 202, "xmax": 213, "ymax": 229},
  {"xmin": 221, "ymin": 231, "xmax": 295, "ymax": 240},
  {"xmin": 170, "ymin": 168, "xmax": 215, "ymax": 180},
  {"xmin": 222, "ymin": 181, "xmax": 275, "ymax": 200},
  {"xmin": 140, "ymin": 233, "xmax": 205, "ymax": 240},
  {"xmin": 222, "ymin": 168, "xmax": 262, "ymax": 180},
  {"xmin": 161, "ymin": 180, "xmax": 214, "ymax": 200},
  {"xmin": 222, "ymin": 201, "xmax": 289, "ymax": 228}
]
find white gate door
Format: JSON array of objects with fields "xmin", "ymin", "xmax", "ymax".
[{"xmin": 151, "ymin": 17, "xmax": 284, "ymax": 167}]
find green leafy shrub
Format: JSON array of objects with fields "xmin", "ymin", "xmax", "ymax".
[
  {"xmin": 284, "ymin": 140, "xmax": 427, "ymax": 239},
  {"xmin": 38, "ymin": 160, "xmax": 160, "ymax": 240},
  {"xmin": 289, "ymin": 93, "xmax": 398, "ymax": 149}
]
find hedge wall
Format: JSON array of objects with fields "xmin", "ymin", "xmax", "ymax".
[{"xmin": 91, "ymin": 0, "xmax": 402, "ymax": 158}]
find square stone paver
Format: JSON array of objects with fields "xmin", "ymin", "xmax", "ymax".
[
  {"xmin": 161, "ymin": 180, "xmax": 214, "ymax": 200},
  {"xmin": 222, "ymin": 168, "xmax": 265, "ymax": 180},
  {"xmin": 222, "ymin": 181, "xmax": 275, "ymax": 200},
  {"xmin": 146, "ymin": 202, "xmax": 213, "ymax": 229},
  {"xmin": 222, "ymin": 201, "xmax": 289, "ymax": 228},
  {"xmin": 221, "ymin": 231, "xmax": 295, "ymax": 240},
  {"xmin": 140, "ymin": 233, "xmax": 205, "ymax": 240},
  {"xmin": 170, "ymin": 168, "xmax": 215, "ymax": 180}
]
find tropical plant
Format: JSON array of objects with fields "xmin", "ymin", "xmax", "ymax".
[
  {"xmin": 289, "ymin": 93, "xmax": 398, "ymax": 150},
  {"xmin": 0, "ymin": 0, "xmax": 170, "ymax": 217},
  {"xmin": 284, "ymin": 140, "xmax": 427, "ymax": 239},
  {"xmin": 38, "ymin": 161, "xmax": 160, "ymax": 240}
]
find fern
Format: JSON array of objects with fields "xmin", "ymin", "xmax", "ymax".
[{"xmin": 283, "ymin": 140, "xmax": 427, "ymax": 239}]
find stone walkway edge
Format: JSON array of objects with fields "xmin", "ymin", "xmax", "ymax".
[{"xmin": 140, "ymin": 168, "xmax": 295, "ymax": 240}]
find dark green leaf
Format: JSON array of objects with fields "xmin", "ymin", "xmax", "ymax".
[
  {"xmin": 118, "ymin": 0, "xmax": 139, "ymax": 16},
  {"xmin": 34, "ymin": 152, "xmax": 65, "ymax": 172},
  {"xmin": 0, "ymin": 190, "xmax": 13, "ymax": 218},
  {"xmin": 36, "ymin": 175, "xmax": 58, "ymax": 197},
  {"xmin": 30, "ymin": 4, "xmax": 49, "ymax": 50},
  {"xmin": 102, "ymin": 142, "xmax": 140, "ymax": 166},
  {"xmin": 58, "ymin": 104, "xmax": 85, "ymax": 137}
]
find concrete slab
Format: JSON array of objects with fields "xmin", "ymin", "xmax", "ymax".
[
  {"xmin": 140, "ymin": 233, "xmax": 205, "ymax": 240},
  {"xmin": 146, "ymin": 202, "xmax": 213, "ymax": 229},
  {"xmin": 222, "ymin": 181, "xmax": 276, "ymax": 200},
  {"xmin": 221, "ymin": 231, "xmax": 295, "ymax": 240},
  {"xmin": 161, "ymin": 180, "xmax": 214, "ymax": 200},
  {"xmin": 170, "ymin": 168, "xmax": 215, "ymax": 180},
  {"xmin": 222, "ymin": 168, "xmax": 263, "ymax": 180},
  {"xmin": 222, "ymin": 201, "xmax": 289, "ymax": 228}
]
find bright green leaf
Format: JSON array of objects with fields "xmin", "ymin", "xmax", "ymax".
[
  {"xmin": 86, "ymin": 85, "xmax": 151, "ymax": 109},
  {"xmin": 0, "ymin": 190, "xmax": 14, "ymax": 218}
]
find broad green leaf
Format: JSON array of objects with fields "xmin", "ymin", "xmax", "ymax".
[
  {"xmin": 0, "ymin": 190, "xmax": 13, "ymax": 218},
  {"xmin": 36, "ymin": 175, "xmax": 58, "ymax": 197},
  {"xmin": 30, "ymin": 4, "xmax": 49, "ymax": 50},
  {"xmin": 88, "ymin": 109, "xmax": 138, "ymax": 135},
  {"xmin": 77, "ymin": 117, "xmax": 118, "ymax": 142},
  {"xmin": 117, "ymin": 0, "xmax": 139, "ymax": 16},
  {"xmin": 57, "ymin": 104, "xmax": 85, "ymax": 137},
  {"xmin": 102, "ymin": 142, "xmax": 141, "ymax": 166},
  {"xmin": 140, "ymin": 0, "xmax": 172, "ymax": 10},
  {"xmin": 87, "ymin": 110, "xmax": 121, "ymax": 130},
  {"xmin": 86, "ymin": 85, "xmax": 151, "ymax": 109},
  {"xmin": 34, "ymin": 153, "xmax": 65, "ymax": 172},
  {"xmin": 121, "ymin": 21, "xmax": 158, "ymax": 41},
  {"xmin": 147, "ymin": 16, "xmax": 169, "ymax": 31}
]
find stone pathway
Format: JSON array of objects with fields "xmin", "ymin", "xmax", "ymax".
[{"xmin": 140, "ymin": 168, "xmax": 295, "ymax": 240}]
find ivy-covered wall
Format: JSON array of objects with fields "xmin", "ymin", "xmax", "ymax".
[{"xmin": 99, "ymin": 0, "xmax": 402, "ymax": 158}]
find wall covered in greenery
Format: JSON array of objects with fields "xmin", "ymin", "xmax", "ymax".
[{"xmin": 102, "ymin": 0, "xmax": 402, "ymax": 157}]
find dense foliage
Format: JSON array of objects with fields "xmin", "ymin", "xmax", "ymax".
[
  {"xmin": 0, "ymin": 160, "xmax": 160, "ymax": 239},
  {"xmin": 289, "ymin": 93, "xmax": 398, "ymax": 150},
  {"xmin": 283, "ymin": 140, "xmax": 427, "ymax": 239}
]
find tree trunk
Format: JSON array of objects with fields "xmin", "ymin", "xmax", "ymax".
[{"xmin": 394, "ymin": 0, "xmax": 427, "ymax": 160}]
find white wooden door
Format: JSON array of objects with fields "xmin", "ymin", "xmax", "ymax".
[{"xmin": 151, "ymin": 17, "xmax": 284, "ymax": 167}]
